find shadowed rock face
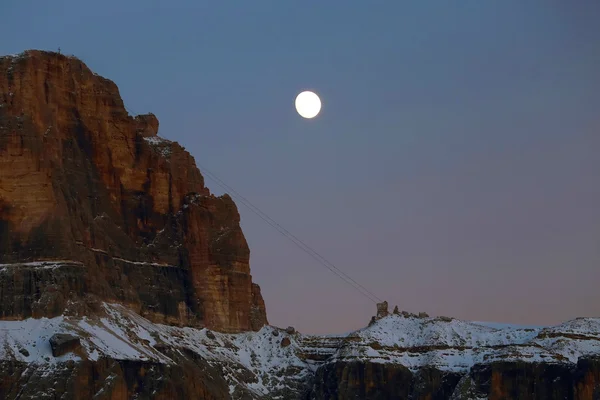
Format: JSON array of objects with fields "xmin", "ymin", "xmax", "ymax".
[
  {"xmin": 465, "ymin": 359, "xmax": 600, "ymax": 400},
  {"xmin": 0, "ymin": 50, "xmax": 267, "ymax": 332},
  {"xmin": 0, "ymin": 358, "xmax": 231, "ymax": 400},
  {"xmin": 308, "ymin": 362, "xmax": 461, "ymax": 400},
  {"xmin": 49, "ymin": 333, "xmax": 81, "ymax": 357},
  {"xmin": 307, "ymin": 359, "xmax": 600, "ymax": 400}
]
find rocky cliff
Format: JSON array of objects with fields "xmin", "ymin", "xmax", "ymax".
[
  {"xmin": 0, "ymin": 50, "xmax": 267, "ymax": 333},
  {"xmin": 305, "ymin": 303, "xmax": 600, "ymax": 399}
]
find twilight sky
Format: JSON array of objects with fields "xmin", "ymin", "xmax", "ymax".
[{"xmin": 1, "ymin": 1, "xmax": 599, "ymax": 334}]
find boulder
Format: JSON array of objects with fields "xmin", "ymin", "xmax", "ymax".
[{"xmin": 49, "ymin": 333, "xmax": 81, "ymax": 357}]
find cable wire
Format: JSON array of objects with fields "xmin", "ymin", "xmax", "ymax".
[{"xmin": 196, "ymin": 162, "xmax": 383, "ymax": 304}]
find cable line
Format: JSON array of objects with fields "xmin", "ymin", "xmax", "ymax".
[
  {"xmin": 196, "ymin": 162, "xmax": 383, "ymax": 304},
  {"xmin": 21, "ymin": 85, "xmax": 384, "ymax": 305}
]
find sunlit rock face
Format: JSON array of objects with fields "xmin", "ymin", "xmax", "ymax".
[{"xmin": 0, "ymin": 50, "xmax": 267, "ymax": 333}]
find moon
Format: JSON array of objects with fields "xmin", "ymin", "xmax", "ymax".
[{"xmin": 295, "ymin": 91, "xmax": 321, "ymax": 119}]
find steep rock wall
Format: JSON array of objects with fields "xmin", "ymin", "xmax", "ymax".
[{"xmin": 0, "ymin": 50, "xmax": 267, "ymax": 332}]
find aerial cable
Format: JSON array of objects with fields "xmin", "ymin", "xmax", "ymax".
[{"xmin": 196, "ymin": 162, "xmax": 383, "ymax": 304}]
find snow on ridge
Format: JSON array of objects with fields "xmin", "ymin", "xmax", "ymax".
[
  {"xmin": 0, "ymin": 304, "xmax": 599, "ymax": 392},
  {"xmin": 143, "ymin": 136, "xmax": 172, "ymax": 158},
  {"xmin": 0, "ymin": 260, "xmax": 83, "ymax": 271},
  {"xmin": 74, "ymin": 246, "xmax": 177, "ymax": 267},
  {"xmin": 0, "ymin": 303, "xmax": 310, "ymax": 396},
  {"xmin": 541, "ymin": 317, "xmax": 600, "ymax": 335},
  {"xmin": 472, "ymin": 321, "xmax": 545, "ymax": 330},
  {"xmin": 326, "ymin": 313, "xmax": 600, "ymax": 371},
  {"xmin": 143, "ymin": 136, "xmax": 172, "ymax": 146},
  {"xmin": 0, "ymin": 316, "xmax": 79, "ymax": 364},
  {"xmin": 355, "ymin": 314, "xmax": 540, "ymax": 348},
  {"xmin": 1, "ymin": 52, "xmax": 26, "ymax": 61},
  {"xmin": 112, "ymin": 257, "xmax": 176, "ymax": 268},
  {"xmin": 144, "ymin": 136, "xmax": 170, "ymax": 144}
]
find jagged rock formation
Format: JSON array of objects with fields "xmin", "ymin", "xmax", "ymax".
[
  {"xmin": 1, "ymin": 50, "xmax": 599, "ymax": 399},
  {"xmin": 376, "ymin": 301, "xmax": 389, "ymax": 320},
  {"xmin": 0, "ymin": 50, "xmax": 267, "ymax": 333}
]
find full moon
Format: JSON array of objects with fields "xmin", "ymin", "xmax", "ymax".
[{"xmin": 295, "ymin": 91, "xmax": 321, "ymax": 119}]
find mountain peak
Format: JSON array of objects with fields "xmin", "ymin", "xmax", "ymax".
[{"xmin": 0, "ymin": 49, "xmax": 267, "ymax": 333}]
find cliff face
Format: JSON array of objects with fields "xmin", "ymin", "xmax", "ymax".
[
  {"xmin": 304, "ymin": 304, "xmax": 600, "ymax": 400},
  {"xmin": 0, "ymin": 50, "xmax": 267, "ymax": 332},
  {"xmin": 308, "ymin": 360, "xmax": 600, "ymax": 400},
  {"xmin": 0, "ymin": 359, "xmax": 231, "ymax": 400},
  {"xmin": 309, "ymin": 362, "xmax": 461, "ymax": 400}
]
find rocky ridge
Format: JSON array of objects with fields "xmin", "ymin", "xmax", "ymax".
[{"xmin": 0, "ymin": 298, "xmax": 599, "ymax": 399}]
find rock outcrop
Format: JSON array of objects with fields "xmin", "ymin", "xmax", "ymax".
[
  {"xmin": 49, "ymin": 333, "xmax": 81, "ymax": 357},
  {"xmin": 376, "ymin": 301, "xmax": 389, "ymax": 320},
  {"xmin": 0, "ymin": 50, "xmax": 267, "ymax": 332}
]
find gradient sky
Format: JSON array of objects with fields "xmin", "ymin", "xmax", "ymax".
[{"xmin": 1, "ymin": 1, "xmax": 599, "ymax": 334}]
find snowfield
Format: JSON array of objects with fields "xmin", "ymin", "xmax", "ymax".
[
  {"xmin": 330, "ymin": 314, "xmax": 600, "ymax": 371},
  {"xmin": 0, "ymin": 303, "xmax": 599, "ymax": 395}
]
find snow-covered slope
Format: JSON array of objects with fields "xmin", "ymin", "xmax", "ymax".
[
  {"xmin": 0, "ymin": 304, "xmax": 598, "ymax": 397},
  {"xmin": 330, "ymin": 314, "xmax": 600, "ymax": 372},
  {"xmin": 0, "ymin": 303, "xmax": 309, "ymax": 399}
]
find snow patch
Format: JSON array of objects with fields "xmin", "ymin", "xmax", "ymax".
[
  {"xmin": 143, "ymin": 136, "xmax": 172, "ymax": 158},
  {"xmin": 112, "ymin": 257, "xmax": 176, "ymax": 268},
  {"xmin": 0, "ymin": 260, "xmax": 83, "ymax": 272},
  {"xmin": 143, "ymin": 136, "xmax": 171, "ymax": 146}
]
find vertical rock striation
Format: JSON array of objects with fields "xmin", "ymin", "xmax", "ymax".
[{"xmin": 0, "ymin": 50, "xmax": 267, "ymax": 332}]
